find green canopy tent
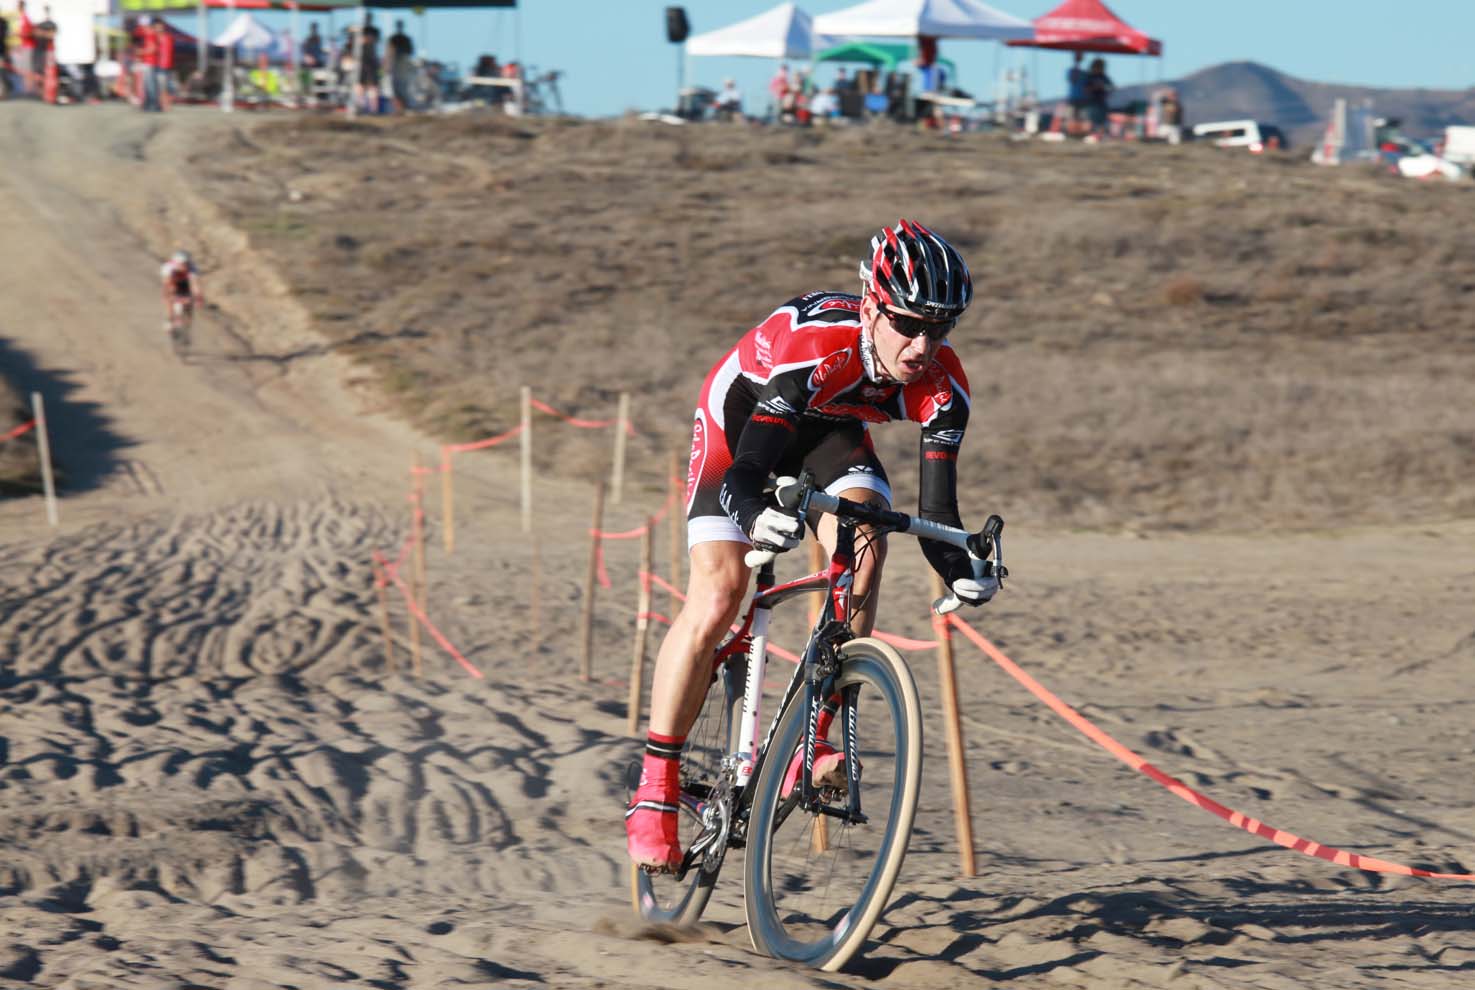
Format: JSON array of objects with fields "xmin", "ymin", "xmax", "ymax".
[{"xmin": 814, "ymin": 41, "xmax": 956, "ymax": 78}]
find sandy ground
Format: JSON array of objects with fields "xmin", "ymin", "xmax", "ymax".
[{"xmin": 2, "ymin": 104, "xmax": 1475, "ymax": 989}]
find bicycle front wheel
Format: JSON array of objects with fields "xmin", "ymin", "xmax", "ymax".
[
  {"xmin": 743, "ymin": 637, "xmax": 923, "ymax": 971},
  {"xmin": 629, "ymin": 654, "xmax": 745, "ymax": 925}
]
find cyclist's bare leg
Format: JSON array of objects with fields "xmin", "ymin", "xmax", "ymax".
[
  {"xmin": 647, "ymin": 539, "xmax": 750, "ymax": 738},
  {"xmin": 815, "ymin": 486, "xmax": 889, "ymax": 637}
]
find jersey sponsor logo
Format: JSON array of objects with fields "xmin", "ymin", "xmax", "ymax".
[
  {"xmin": 812, "ymin": 402, "xmax": 890, "ymax": 424},
  {"xmin": 816, "ymin": 297, "xmax": 861, "ymax": 313},
  {"xmin": 808, "ymin": 349, "xmax": 851, "ymax": 392},
  {"xmin": 923, "ymin": 450, "xmax": 957, "ymax": 461},
  {"xmin": 751, "ymin": 413, "xmax": 796, "ymax": 431},
  {"xmin": 686, "ymin": 412, "xmax": 707, "ymax": 504},
  {"xmin": 757, "ymin": 394, "xmax": 798, "ymax": 417},
  {"xmin": 907, "ymin": 363, "xmax": 954, "ymax": 426},
  {"xmin": 859, "ymin": 384, "xmax": 895, "ymax": 401},
  {"xmin": 753, "ymin": 330, "xmax": 773, "ymax": 368},
  {"xmin": 928, "ymin": 428, "xmax": 964, "ymax": 447}
]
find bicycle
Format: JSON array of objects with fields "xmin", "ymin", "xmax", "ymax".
[
  {"xmin": 629, "ymin": 471, "xmax": 1007, "ymax": 971},
  {"xmin": 167, "ymin": 298, "xmax": 193, "ymax": 358}
]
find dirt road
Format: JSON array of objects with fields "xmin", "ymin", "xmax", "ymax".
[{"xmin": 2, "ymin": 104, "xmax": 1474, "ymax": 989}]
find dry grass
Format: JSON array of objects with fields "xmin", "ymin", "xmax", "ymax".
[{"xmin": 186, "ymin": 115, "xmax": 1475, "ymax": 533}]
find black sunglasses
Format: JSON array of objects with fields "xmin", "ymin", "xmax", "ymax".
[{"xmin": 876, "ymin": 302, "xmax": 956, "ymax": 341}]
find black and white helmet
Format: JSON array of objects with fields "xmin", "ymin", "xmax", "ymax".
[{"xmin": 858, "ymin": 219, "xmax": 972, "ymax": 321}]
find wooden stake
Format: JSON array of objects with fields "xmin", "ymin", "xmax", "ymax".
[
  {"xmin": 373, "ymin": 559, "xmax": 397, "ymax": 673},
  {"xmin": 610, "ymin": 391, "xmax": 630, "ymax": 505},
  {"xmin": 413, "ymin": 454, "xmax": 428, "ymax": 600},
  {"xmin": 579, "ymin": 480, "xmax": 607, "ymax": 683},
  {"xmin": 930, "ymin": 571, "xmax": 976, "ymax": 877},
  {"xmin": 30, "ymin": 392, "xmax": 58, "ymax": 527},
  {"xmin": 667, "ymin": 450, "xmax": 683, "ymax": 614},
  {"xmin": 408, "ymin": 460, "xmax": 424, "ymax": 678},
  {"xmin": 441, "ymin": 448, "xmax": 455, "ymax": 554},
  {"xmin": 529, "ymin": 534, "xmax": 542, "ymax": 650},
  {"xmin": 627, "ymin": 517, "xmax": 655, "ymax": 736},
  {"xmin": 520, "ymin": 386, "xmax": 533, "ymax": 533}
]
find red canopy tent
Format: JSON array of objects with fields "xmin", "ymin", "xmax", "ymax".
[{"xmin": 1007, "ymin": 0, "xmax": 1161, "ymax": 55}]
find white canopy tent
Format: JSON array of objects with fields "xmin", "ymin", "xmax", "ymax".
[
  {"xmin": 212, "ymin": 11, "xmax": 279, "ymax": 51},
  {"xmin": 686, "ymin": 2, "xmax": 829, "ymax": 60},
  {"xmin": 811, "ymin": 0, "xmax": 1032, "ymax": 40}
]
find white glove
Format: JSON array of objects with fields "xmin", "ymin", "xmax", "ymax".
[
  {"xmin": 951, "ymin": 575, "xmax": 1000, "ymax": 606},
  {"xmin": 749, "ymin": 507, "xmax": 803, "ymax": 551}
]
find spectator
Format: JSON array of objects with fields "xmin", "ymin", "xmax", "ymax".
[
  {"xmin": 352, "ymin": 14, "xmax": 380, "ymax": 113},
  {"xmin": 386, "ymin": 18, "xmax": 412, "ymax": 111},
  {"xmin": 809, "ymin": 86, "xmax": 838, "ymax": 124},
  {"xmin": 1083, "ymin": 57, "xmax": 1114, "ymax": 138},
  {"xmin": 16, "ymin": 0, "xmax": 35, "ymax": 94},
  {"xmin": 833, "ymin": 66, "xmax": 852, "ymax": 92},
  {"xmin": 767, "ymin": 61, "xmax": 787, "ymax": 119},
  {"xmin": 714, "ymin": 76, "xmax": 742, "ymax": 121},
  {"xmin": 1157, "ymin": 88, "xmax": 1183, "ymax": 145},
  {"xmin": 135, "ymin": 15, "xmax": 159, "ymax": 111},
  {"xmin": 0, "ymin": 11, "xmax": 12, "ymax": 98},
  {"xmin": 33, "ymin": 4, "xmax": 55, "ymax": 97},
  {"xmin": 301, "ymin": 22, "xmax": 324, "ymax": 67},
  {"xmin": 1065, "ymin": 51, "xmax": 1086, "ymax": 131},
  {"xmin": 151, "ymin": 20, "xmax": 174, "ymax": 111}
]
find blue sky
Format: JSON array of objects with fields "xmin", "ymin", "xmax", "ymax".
[{"xmin": 197, "ymin": 1, "xmax": 1474, "ymax": 118}]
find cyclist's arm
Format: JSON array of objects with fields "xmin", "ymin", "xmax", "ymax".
[
  {"xmin": 188, "ymin": 271, "xmax": 204, "ymax": 305},
  {"xmin": 720, "ymin": 373, "xmax": 807, "ymax": 535},
  {"xmin": 911, "ymin": 354, "xmax": 974, "ymax": 584}
]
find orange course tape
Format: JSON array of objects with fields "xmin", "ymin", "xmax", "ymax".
[
  {"xmin": 529, "ymin": 397, "xmax": 637, "ymax": 435},
  {"xmin": 1, "ymin": 420, "xmax": 36, "ymax": 443},
  {"xmin": 372, "ymin": 548, "xmax": 484, "ymax": 680},
  {"xmin": 443, "ymin": 422, "xmax": 526, "ymax": 455},
  {"xmin": 945, "ymin": 613, "xmax": 1475, "ymax": 882}
]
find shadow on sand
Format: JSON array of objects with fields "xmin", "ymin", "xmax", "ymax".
[{"xmin": 0, "ymin": 333, "xmax": 131, "ymax": 497}]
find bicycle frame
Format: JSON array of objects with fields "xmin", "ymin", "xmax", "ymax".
[{"xmin": 703, "ymin": 511, "xmax": 873, "ymax": 854}]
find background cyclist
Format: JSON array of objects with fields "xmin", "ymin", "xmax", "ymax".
[
  {"xmin": 627, "ymin": 219, "xmax": 1000, "ymax": 871},
  {"xmin": 160, "ymin": 249, "xmax": 203, "ymax": 335}
]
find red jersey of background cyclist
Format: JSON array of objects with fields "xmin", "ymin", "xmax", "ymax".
[{"xmin": 686, "ymin": 289, "xmax": 974, "ymax": 584}]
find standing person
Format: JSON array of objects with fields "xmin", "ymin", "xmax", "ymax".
[
  {"xmin": 32, "ymin": 4, "xmax": 54, "ymax": 99},
  {"xmin": 301, "ymin": 22, "xmax": 324, "ymax": 68},
  {"xmin": 385, "ymin": 18, "xmax": 413, "ymax": 112},
  {"xmin": 353, "ymin": 13, "xmax": 381, "ymax": 113},
  {"xmin": 1158, "ymin": 88, "xmax": 1184, "ymax": 145},
  {"xmin": 625, "ymin": 220, "xmax": 998, "ymax": 871},
  {"xmin": 767, "ymin": 61, "xmax": 788, "ymax": 120},
  {"xmin": 713, "ymin": 76, "xmax": 742, "ymax": 121},
  {"xmin": 135, "ymin": 15, "xmax": 158, "ymax": 110},
  {"xmin": 0, "ymin": 11, "xmax": 12, "ymax": 99},
  {"xmin": 1084, "ymin": 57, "xmax": 1114, "ymax": 139},
  {"xmin": 151, "ymin": 19, "xmax": 174, "ymax": 111},
  {"xmin": 16, "ymin": 0, "xmax": 35, "ymax": 94},
  {"xmin": 1065, "ymin": 51, "xmax": 1086, "ymax": 133}
]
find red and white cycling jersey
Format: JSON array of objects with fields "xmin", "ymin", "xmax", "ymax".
[
  {"xmin": 686, "ymin": 290, "xmax": 975, "ymax": 582},
  {"xmin": 161, "ymin": 260, "xmax": 196, "ymax": 298}
]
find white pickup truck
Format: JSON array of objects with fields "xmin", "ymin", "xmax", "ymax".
[{"xmin": 1442, "ymin": 126, "xmax": 1475, "ymax": 167}]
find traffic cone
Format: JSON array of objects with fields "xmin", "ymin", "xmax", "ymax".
[{"xmin": 42, "ymin": 54, "xmax": 59, "ymax": 104}]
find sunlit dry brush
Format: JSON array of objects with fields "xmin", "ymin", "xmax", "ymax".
[{"xmin": 199, "ymin": 118, "xmax": 1475, "ymax": 533}]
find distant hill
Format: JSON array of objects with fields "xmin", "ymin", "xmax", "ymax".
[{"xmin": 1098, "ymin": 61, "xmax": 1475, "ymax": 148}]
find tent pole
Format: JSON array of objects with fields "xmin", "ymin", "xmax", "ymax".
[
  {"xmin": 197, "ymin": 0, "xmax": 207, "ymax": 94},
  {"xmin": 346, "ymin": 4, "xmax": 365, "ymax": 117},
  {"xmin": 291, "ymin": 1, "xmax": 300, "ymax": 107},
  {"xmin": 222, "ymin": 0, "xmax": 236, "ymax": 111}
]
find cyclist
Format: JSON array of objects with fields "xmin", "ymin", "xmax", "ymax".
[
  {"xmin": 627, "ymin": 219, "xmax": 1000, "ymax": 871},
  {"xmin": 160, "ymin": 249, "xmax": 203, "ymax": 335}
]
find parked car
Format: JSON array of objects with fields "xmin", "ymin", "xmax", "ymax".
[{"xmin": 1191, "ymin": 119, "xmax": 1288, "ymax": 153}]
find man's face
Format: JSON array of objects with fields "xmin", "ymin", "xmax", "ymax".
[{"xmin": 861, "ymin": 294, "xmax": 944, "ymax": 384}]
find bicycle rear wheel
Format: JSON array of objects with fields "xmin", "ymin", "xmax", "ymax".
[
  {"xmin": 629, "ymin": 654, "xmax": 745, "ymax": 925},
  {"xmin": 743, "ymin": 637, "xmax": 922, "ymax": 971}
]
